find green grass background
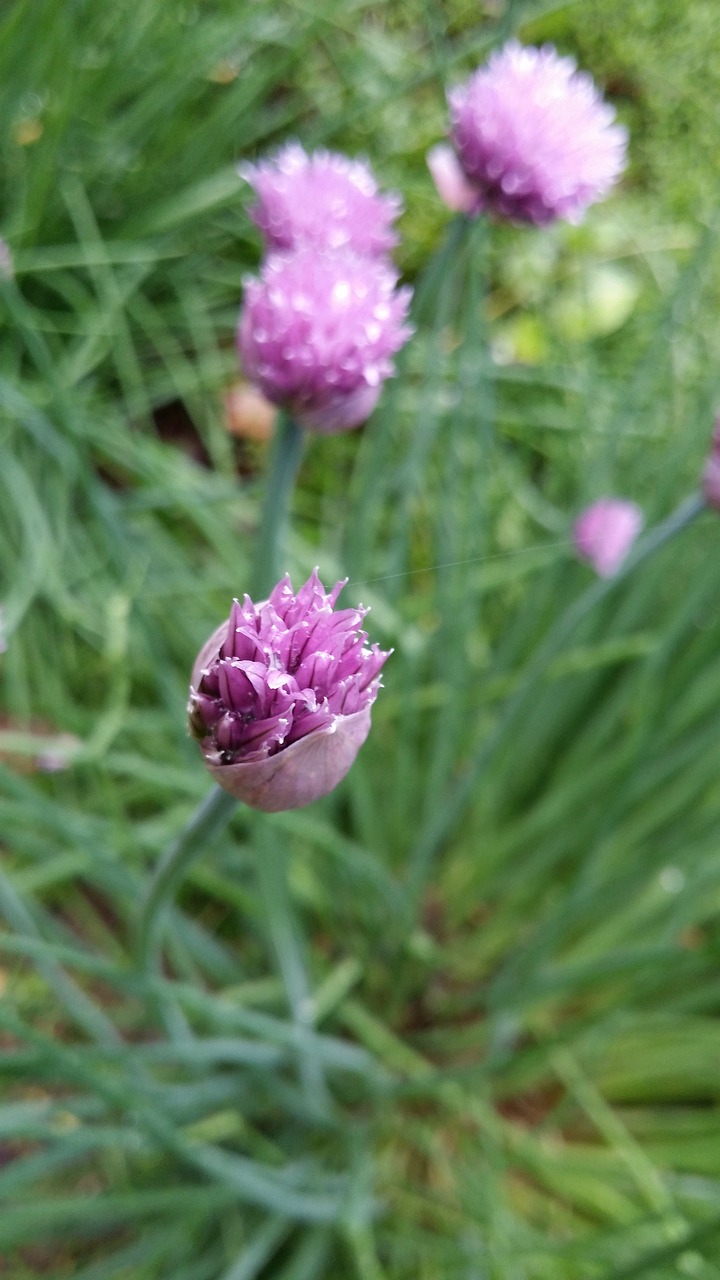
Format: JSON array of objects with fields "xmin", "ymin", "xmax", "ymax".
[{"xmin": 2, "ymin": 0, "xmax": 720, "ymax": 1276}]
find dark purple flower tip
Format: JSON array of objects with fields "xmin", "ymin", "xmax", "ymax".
[
  {"xmin": 188, "ymin": 570, "xmax": 391, "ymax": 811},
  {"xmin": 573, "ymin": 498, "xmax": 643, "ymax": 577},
  {"xmin": 447, "ymin": 40, "xmax": 628, "ymax": 226},
  {"xmin": 237, "ymin": 247, "xmax": 413, "ymax": 434},
  {"xmin": 239, "ymin": 142, "xmax": 403, "ymax": 257}
]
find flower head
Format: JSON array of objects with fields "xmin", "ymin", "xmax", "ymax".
[
  {"xmin": 189, "ymin": 570, "xmax": 390, "ymax": 811},
  {"xmin": 240, "ymin": 143, "xmax": 403, "ymax": 257},
  {"xmin": 573, "ymin": 498, "xmax": 643, "ymax": 578},
  {"xmin": 447, "ymin": 40, "xmax": 627, "ymax": 225},
  {"xmin": 702, "ymin": 416, "xmax": 720, "ymax": 510},
  {"xmin": 238, "ymin": 247, "xmax": 413, "ymax": 433}
]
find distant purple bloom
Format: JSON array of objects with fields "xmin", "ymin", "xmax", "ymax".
[
  {"xmin": 702, "ymin": 417, "xmax": 720, "ymax": 510},
  {"xmin": 189, "ymin": 570, "xmax": 390, "ymax": 811},
  {"xmin": 446, "ymin": 40, "xmax": 628, "ymax": 225},
  {"xmin": 240, "ymin": 143, "xmax": 403, "ymax": 257},
  {"xmin": 573, "ymin": 498, "xmax": 643, "ymax": 578},
  {"xmin": 35, "ymin": 733, "xmax": 82, "ymax": 773},
  {"xmin": 238, "ymin": 247, "xmax": 413, "ymax": 433}
]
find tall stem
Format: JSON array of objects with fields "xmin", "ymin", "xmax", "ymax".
[
  {"xmin": 255, "ymin": 825, "xmax": 331, "ymax": 1113},
  {"xmin": 137, "ymin": 786, "xmax": 238, "ymax": 973},
  {"xmin": 407, "ymin": 492, "xmax": 706, "ymax": 909},
  {"xmin": 250, "ymin": 411, "xmax": 305, "ymax": 598},
  {"xmin": 137, "ymin": 413, "xmax": 305, "ymax": 972}
]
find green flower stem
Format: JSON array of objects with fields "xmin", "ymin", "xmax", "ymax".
[
  {"xmin": 410, "ymin": 213, "xmax": 470, "ymax": 325},
  {"xmin": 255, "ymin": 826, "xmax": 331, "ymax": 1113},
  {"xmin": 407, "ymin": 492, "xmax": 707, "ymax": 910},
  {"xmin": 137, "ymin": 413, "xmax": 305, "ymax": 973},
  {"xmin": 137, "ymin": 785, "xmax": 238, "ymax": 973},
  {"xmin": 250, "ymin": 411, "xmax": 305, "ymax": 599}
]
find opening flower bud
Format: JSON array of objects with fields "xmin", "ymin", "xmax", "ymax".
[{"xmin": 189, "ymin": 571, "xmax": 390, "ymax": 811}]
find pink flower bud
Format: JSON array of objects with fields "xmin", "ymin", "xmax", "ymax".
[
  {"xmin": 189, "ymin": 571, "xmax": 390, "ymax": 811},
  {"xmin": 426, "ymin": 144, "xmax": 477, "ymax": 214},
  {"xmin": 573, "ymin": 498, "xmax": 643, "ymax": 578},
  {"xmin": 445, "ymin": 41, "xmax": 627, "ymax": 226}
]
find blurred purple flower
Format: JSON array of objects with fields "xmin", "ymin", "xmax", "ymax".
[
  {"xmin": 238, "ymin": 247, "xmax": 413, "ymax": 433},
  {"xmin": 446, "ymin": 40, "xmax": 627, "ymax": 225},
  {"xmin": 702, "ymin": 416, "xmax": 720, "ymax": 509},
  {"xmin": 573, "ymin": 498, "xmax": 643, "ymax": 578},
  {"xmin": 240, "ymin": 142, "xmax": 403, "ymax": 257},
  {"xmin": 189, "ymin": 570, "xmax": 390, "ymax": 811}
]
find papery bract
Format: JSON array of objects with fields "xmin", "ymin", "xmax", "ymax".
[
  {"xmin": 573, "ymin": 498, "xmax": 643, "ymax": 578},
  {"xmin": 240, "ymin": 143, "xmax": 403, "ymax": 257},
  {"xmin": 237, "ymin": 248, "xmax": 413, "ymax": 434},
  {"xmin": 189, "ymin": 571, "xmax": 390, "ymax": 811},
  {"xmin": 447, "ymin": 40, "xmax": 628, "ymax": 225},
  {"xmin": 426, "ymin": 144, "xmax": 477, "ymax": 214}
]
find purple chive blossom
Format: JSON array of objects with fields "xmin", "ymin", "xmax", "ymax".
[
  {"xmin": 189, "ymin": 570, "xmax": 390, "ymax": 812},
  {"xmin": 702, "ymin": 417, "xmax": 720, "ymax": 510},
  {"xmin": 238, "ymin": 247, "xmax": 413, "ymax": 434},
  {"xmin": 446, "ymin": 40, "xmax": 628, "ymax": 226},
  {"xmin": 240, "ymin": 142, "xmax": 403, "ymax": 257},
  {"xmin": 573, "ymin": 498, "xmax": 643, "ymax": 578}
]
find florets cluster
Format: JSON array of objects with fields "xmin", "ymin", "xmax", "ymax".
[
  {"xmin": 240, "ymin": 143, "xmax": 402, "ymax": 257},
  {"xmin": 238, "ymin": 248, "xmax": 413, "ymax": 433},
  {"xmin": 447, "ymin": 40, "xmax": 627, "ymax": 225},
  {"xmin": 190, "ymin": 570, "xmax": 389, "ymax": 767}
]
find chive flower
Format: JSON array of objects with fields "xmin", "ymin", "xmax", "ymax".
[
  {"xmin": 240, "ymin": 143, "xmax": 403, "ymax": 257},
  {"xmin": 573, "ymin": 498, "xmax": 643, "ymax": 578},
  {"xmin": 189, "ymin": 570, "xmax": 390, "ymax": 812},
  {"xmin": 237, "ymin": 247, "xmax": 413, "ymax": 433},
  {"xmin": 438, "ymin": 40, "xmax": 627, "ymax": 225}
]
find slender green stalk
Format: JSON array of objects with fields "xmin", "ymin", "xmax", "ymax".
[
  {"xmin": 255, "ymin": 826, "xmax": 332, "ymax": 1114},
  {"xmin": 137, "ymin": 413, "xmax": 305, "ymax": 972},
  {"xmin": 250, "ymin": 411, "xmax": 305, "ymax": 598},
  {"xmin": 407, "ymin": 493, "xmax": 707, "ymax": 909},
  {"xmin": 137, "ymin": 785, "xmax": 238, "ymax": 972}
]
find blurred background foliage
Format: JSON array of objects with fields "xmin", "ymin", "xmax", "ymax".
[{"xmin": 2, "ymin": 0, "xmax": 720, "ymax": 1277}]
